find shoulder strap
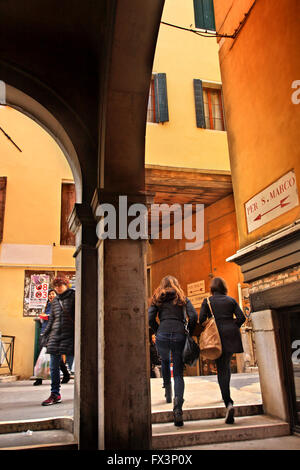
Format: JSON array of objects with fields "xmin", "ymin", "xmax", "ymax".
[
  {"xmin": 206, "ymin": 297, "xmax": 215, "ymax": 319},
  {"xmin": 183, "ymin": 304, "xmax": 189, "ymax": 333}
]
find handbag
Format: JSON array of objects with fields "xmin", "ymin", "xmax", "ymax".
[
  {"xmin": 199, "ymin": 297, "xmax": 222, "ymax": 360},
  {"xmin": 34, "ymin": 346, "xmax": 51, "ymax": 379},
  {"xmin": 182, "ymin": 305, "xmax": 200, "ymax": 367}
]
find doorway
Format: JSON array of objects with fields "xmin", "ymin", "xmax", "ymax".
[{"xmin": 278, "ymin": 306, "xmax": 300, "ymax": 432}]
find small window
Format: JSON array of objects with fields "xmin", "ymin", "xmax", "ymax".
[
  {"xmin": 194, "ymin": 79, "xmax": 225, "ymax": 131},
  {"xmin": 203, "ymin": 87, "xmax": 225, "ymax": 131},
  {"xmin": 60, "ymin": 182, "xmax": 76, "ymax": 246},
  {"xmin": 147, "ymin": 74, "xmax": 169, "ymax": 123},
  {"xmin": 193, "ymin": 0, "xmax": 216, "ymax": 31}
]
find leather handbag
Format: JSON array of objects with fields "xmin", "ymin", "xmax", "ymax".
[
  {"xmin": 199, "ymin": 297, "xmax": 222, "ymax": 360},
  {"xmin": 182, "ymin": 305, "xmax": 200, "ymax": 367}
]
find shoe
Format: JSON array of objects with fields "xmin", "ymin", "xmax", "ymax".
[
  {"xmin": 225, "ymin": 403, "xmax": 235, "ymax": 424},
  {"xmin": 33, "ymin": 379, "xmax": 43, "ymax": 386},
  {"xmin": 164, "ymin": 383, "xmax": 172, "ymax": 403},
  {"xmin": 61, "ymin": 375, "xmax": 70, "ymax": 384},
  {"xmin": 41, "ymin": 393, "xmax": 62, "ymax": 406},
  {"xmin": 173, "ymin": 397, "xmax": 184, "ymax": 427}
]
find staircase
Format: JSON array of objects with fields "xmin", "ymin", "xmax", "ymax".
[{"xmin": 152, "ymin": 404, "xmax": 290, "ymax": 449}]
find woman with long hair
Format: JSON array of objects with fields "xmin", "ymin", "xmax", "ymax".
[
  {"xmin": 199, "ymin": 277, "xmax": 246, "ymax": 424},
  {"xmin": 148, "ymin": 275, "xmax": 197, "ymax": 426}
]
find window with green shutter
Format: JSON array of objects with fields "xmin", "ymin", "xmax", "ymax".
[
  {"xmin": 193, "ymin": 0, "xmax": 216, "ymax": 31},
  {"xmin": 194, "ymin": 80, "xmax": 226, "ymax": 131},
  {"xmin": 147, "ymin": 73, "xmax": 169, "ymax": 123}
]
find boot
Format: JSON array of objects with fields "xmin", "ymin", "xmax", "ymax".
[
  {"xmin": 173, "ymin": 397, "xmax": 184, "ymax": 427},
  {"xmin": 164, "ymin": 383, "xmax": 172, "ymax": 403}
]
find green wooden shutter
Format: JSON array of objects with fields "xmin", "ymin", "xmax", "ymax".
[
  {"xmin": 193, "ymin": 79, "xmax": 206, "ymax": 128},
  {"xmin": 194, "ymin": 0, "xmax": 215, "ymax": 31},
  {"xmin": 154, "ymin": 73, "xmax": 169, "ymax": 123}
]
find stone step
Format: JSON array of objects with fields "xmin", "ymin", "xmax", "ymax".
[
  {"xmin": 0, "ymin": 417, "xmax": 77, "ymax": 450},
  {"xmin": 0, "ymin": 429, "xmax": 77, "ymax": 450},
  {"xmin": 152, "ymin": 414, "xmax": 290, "ymax": 449},
  {"xmin": 152, "ymin": 403, "xmax": 263, "ymax": 424}
]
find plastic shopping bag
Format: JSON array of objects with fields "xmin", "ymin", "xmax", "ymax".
[{"xmin": 34, "ymin": 347, "xmax": 51, "ymax": 379}]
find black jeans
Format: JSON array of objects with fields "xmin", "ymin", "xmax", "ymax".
[{"xmin": 215, "ymin": 352, "xmax": 233, "ymax": 407}]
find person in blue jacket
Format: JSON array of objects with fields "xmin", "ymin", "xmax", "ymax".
[{"xmin": 149, "ymin": 275, "xmax": 197, "ymax": 427}]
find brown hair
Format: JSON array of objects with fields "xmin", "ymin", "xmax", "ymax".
[
  {"xmin": 151, "ymin": 275, "xmax": 186, "ymax": 306},
  {"xmin": 210, "ymin": 277, "xmax": 228, "ymax": 295},
  {"xmin": 52, "ymin": 276, "xmax": 69, "ymax": 288}
]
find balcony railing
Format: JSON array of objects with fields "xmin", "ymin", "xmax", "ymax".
[{"xmin": 0, "ymin": 335, "xmax": 15, "ymax": 375}]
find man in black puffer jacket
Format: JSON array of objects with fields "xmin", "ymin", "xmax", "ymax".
[{"xmin": 41, "ymin": 276, "xmax": 75, "ymax": 406}]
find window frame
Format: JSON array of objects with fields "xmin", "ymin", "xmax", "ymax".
[{"xmin": 203, "ymin": 86, "xmax": 226, "ymax": 131}]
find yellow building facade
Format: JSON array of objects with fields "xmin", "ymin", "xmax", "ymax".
[
  {"xmin": 0, "ymin": 106, "xmax": 75, "ymax": 378},
  {"xmin": 145, "ymin": 0, "xmax": 230, "ymax": 172},
  {"xmin": 0, "ymin": 0, "xmax": 232, "ymax": 380}
]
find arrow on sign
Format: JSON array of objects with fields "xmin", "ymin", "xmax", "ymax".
[{"xmin": 254, "ymin": 196, "xmax": 290, "ymax": 221}]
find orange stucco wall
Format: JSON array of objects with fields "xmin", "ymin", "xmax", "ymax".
[
  {"xmin": 214, "ymin": 0, "xmax": 300, "ymax": 248},
  {"xmin": 147, "ymin": 194, "xmax": 243, "ymax": 309}
]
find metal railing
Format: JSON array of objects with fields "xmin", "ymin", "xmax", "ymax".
[{"xmin": 0, "ymin": 335, "xmax": 15, "ymax": 375}]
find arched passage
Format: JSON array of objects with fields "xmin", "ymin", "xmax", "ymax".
[{"xmin": 0, "ymin": 0, "xmax": 165, "ymax": 450}]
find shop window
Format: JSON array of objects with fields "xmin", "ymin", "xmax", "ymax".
[
  {"xmin": 194, "ymin": 80, "xmax": 225, "ymax": 131},
  {"xmin": 147, "ymin": 74, "xmax": 169, "ymax": 123},
  {"xmin": 193, "ymin": 0, "xmax": 216, "ymax": 31},
  {"xmin": 0, "ymin": 176, "xmax": 7, "ymax": 243},
  {"xmin": 60, "ymin": 182, "xmax": 76, "ymax": 246}
]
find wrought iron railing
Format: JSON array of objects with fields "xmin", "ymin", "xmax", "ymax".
[{"xmin": 0, "ymin": 335, "xmax": 15, "ymax": 375}]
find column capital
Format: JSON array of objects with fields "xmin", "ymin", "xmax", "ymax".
[
  {"xmin": 91, "ymin": 188, "xmax": 155, "ymax": 219},
  {"xmin": 69, "ymin": 202, "xmax": 96, "ymax": 235}
]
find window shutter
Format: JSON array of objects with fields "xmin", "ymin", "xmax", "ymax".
[
  {"xmin": 154, "ymin": 73, "xmax": 169, "ymax": 123},
  {"xmin": 203, "ymin": 0, "xmax": 215, "ymax": 31},
  {"xmin": 60, "ymin": 183, "xmax": 76, "ymax": 246},
  {"xmin": 193, "ymin": 79, "xmax": 206, "ymax": 128},
  {"xmin": 194, "ymin": 0, "xmax": 215, "ymax": 31},
  {"xmin": 0, "ymin": 177, "xmax": 7, "ymax": 243}
]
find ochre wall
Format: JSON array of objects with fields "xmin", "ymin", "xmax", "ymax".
[
  {"xmin": 0, "ymin": 106, "xmax": 75, "ymax": 378},
  {"xmin": 147, "ymin": 194, "xmax": 243, "ymax": 307},
  {"xmin": 214, "ymin": 0, "xmax": 300, "ymax": 248},
  {"xmin": 145, "ymin": 0, "xmax": 230, "ymax": 172}
]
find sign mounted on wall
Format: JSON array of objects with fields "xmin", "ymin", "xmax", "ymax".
[
  {"xmin": 187, "ymin": 280, "xmax": 205, "ymax": 297},
  {"xmin": 245, "ymin": 170, "xmax": 299, "ymax": 233},
  {"xmin": 187, "ymin": 280, "xmax": 206, "ymax": 308}
]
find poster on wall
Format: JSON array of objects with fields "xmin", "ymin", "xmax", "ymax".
[
  {"xmin": 29, "ymin": 274, "xmax": 50, "ymax": 309},
  {"xmin": 23, "ymin": 271, "xmax": 55, "ymax": 317}
]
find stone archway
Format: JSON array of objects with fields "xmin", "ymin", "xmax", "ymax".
[{"xmin": 0, "ymin": 0, "xmax": 165, "ymax": 450}]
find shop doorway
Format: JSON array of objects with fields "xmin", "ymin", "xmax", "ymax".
[{"xmin": 278, "ymin": 306, "xmax": 300, "ymax": 433}]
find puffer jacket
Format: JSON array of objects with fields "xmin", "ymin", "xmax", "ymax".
[{"xmin": 42, "ymin": 288, "xmax": 75, "ymax": 355}]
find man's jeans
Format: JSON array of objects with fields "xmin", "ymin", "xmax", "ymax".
[
  {"xmin": 50, "ymin": 354, "xmax": 74, "ymax": 396},
  {"xmin": 215, "ymin": 352, "xmax": 233, "ymax": 407},
  {"xmin": 155, "ymin": 332, "xmax": 186, "ymax": 400}
]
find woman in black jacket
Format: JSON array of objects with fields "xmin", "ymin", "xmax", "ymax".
[
  {"xmin": 41, "ymin": 276, "xmax": 75, "ymax": 406},
  {"xmin": 199, "ymin": 277, "xmax": 246, "ymax": 424},
  {"xmin": 149, "ymin": 275, "xmax": 197, "ymax": 426}
]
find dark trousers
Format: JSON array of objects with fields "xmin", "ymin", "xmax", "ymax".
[
  {"xmin": 215, "ymin": 352, "xmax": 233, "ymax": 407},
  {"xmin": 155, "ymin": 332, "xmax": 186, "ymax": 400}
]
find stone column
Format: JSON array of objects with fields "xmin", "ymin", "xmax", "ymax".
[
  {"xmin": 69, "ymin": 203, "xmax": 99, "ymax": 449},
  {"xmin": 251, "ymin": 310, "xmax": 289, "ymax": 421},
  {"xmin": 92, "ymin": 190, "xmax": 152, "ymax": 450}
]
